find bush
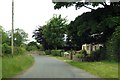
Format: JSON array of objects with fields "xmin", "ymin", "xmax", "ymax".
[
  {"xmin": 74, "ymin": 50, "xmax": 87, "ymax": 61},
  {"xmin": 61, "ymin": 52, "xmax": 64, "ymax": 57},
  {"xmin": 14, "ymin": 47, "xmax": 26, "ymax": 55},
  {"xmin": 80, "ymin": 50, "xmax": 87, "ymax": 56},
  {"xmin": 2, "ymin": 43, "xmax": 26, "ymax": 56},
  {"xmin": 45, "ymin": 50, "xmax": 51, "ymax": 55},
  {"xmin": 2, "ymin": 43, "xmax": 11, "ymax": 55},
  {"xmin": 106, "ymin": 26, "xmax": 120, "ymax": 62},
  {"xmin": 90, "ymin": 47, "xmax": 106, "ymax": 61},
  {"xmin": 51, "ymin": 50, "xmax": 62, "ymax": 56},
  {"xmin": 75, "ymin": 54, "xmax": 83, "ymax": 58},
  {"xmin": 75, "ymin": 50, "xmax": 95, "ymax": 62},
  {"xmin": 26, "ymin": 46, "xmax": 38, "ymax": 51}
]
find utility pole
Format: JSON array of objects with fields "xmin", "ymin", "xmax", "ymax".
[{"xmin": 11, "ymin": 0, "xmax": 14, "ymax": 56}]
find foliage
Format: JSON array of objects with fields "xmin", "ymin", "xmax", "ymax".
[
  {"xmin": 53, "ymin": 2, "xmax": 120, "ymax": 10},
  {"xmin": 7, "ymin": 28, "xmax": 28, "ymax": 46},
  {"xmin": 51, "ymin": 50, "xmax": 62, "ymax": 56},
  {"xmin": 0, "ymin": 26, "xmax": 10, "ymax": 45},
  {"xmin": 45, "ymin": 50, "xmax": 51, "ymax": 55},
  {"xmin": 33, "ymin": 15, "xmax": 68, "ymax": 50},
  {"xmin": 2, "ymin": 43, "xmax": 11, "ymax": 55},
  {"xmin": 67, "ymin": 9, "xmax": 120, "ymax": 47},
  {"xmin": 1, "ymin": 26, "xmax": 28, "ymax": 56},
  {"xmin": 26, "ymin": 41, "xmax": 39, "ymax": 51},
  {"xmin": 38, "ymin": 51, "xmax": 46, "ymax": 55},
  {"xmin": 94, "ymin": 47, "xmax": 107, "ymax": 60},
  {"xmin": 75, "ymin": 53, "xmax": 82, "ymax": 58},
  {"xmin": 90, "ymin": 49, "xmax": 102, "ymax": 61},
  {"xmin": 33, "ymin": 26, "xmax": 50, "ymax": 50},
  {"xmin": 106, "ymin": 26, "xmax": 120, "ymax": 62},
  {"xmin": 43, "ymin": 15, "xmax": 68, "ymax": 49},
  {"xmin": 39, "ymin": 44, "xmax": 44, "ymax": 51},
  {"xmin": 2, "ymin": 43, "xmax": 26, "ymax": 55},
  {"xmin": 20, "ymin": 43, "xmax": 27, "ymax": 49},
  {"xmin": 64, "ymin": 5, "xmax": 120, "ymax": 61},
  {"xmin": 14, "ymin": 47, "xmax": 26, "ymax": 55},
  {"xmin": 80, "ymin": 50, "xmax": 87, "ymax": 55},
  {"xmin": 26, "ymin": 46, "xmax": 38, "ymax": 51},
  {"xmin": 74, "ymin": 50, "xmax": 87, "ymax": 61}
]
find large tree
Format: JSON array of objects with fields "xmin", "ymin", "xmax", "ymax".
[
  {"xmin": 33, "ymin": 25, "xmax": 50, "ymax": 50},
  {"xmin": 0, "ymin": 26, "xmax": 10, "ymax": 45},
  {"xmin": 33, "ymin": 15, "xmax": 68, "ymax": 50},
  {"xmin": 53, "ymin": 1, "xmax": 120, "ymax": 10},
  {"xmin": 53, "ymin": 1, "xmax": 120, "ymax": 61},
  {"xmin": 68, "ymin": 7, "xmax": 120, "ymax": 44},
  {"xmin": 42, "ymin": 15, "xmax": 68, "ymax": 49}
]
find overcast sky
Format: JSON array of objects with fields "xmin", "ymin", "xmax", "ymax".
[{"xmin": 0, "ymin": 0, "xmax": 103, "ymax": 42}]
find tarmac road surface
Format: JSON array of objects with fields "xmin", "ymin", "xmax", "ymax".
[{"xmin": 15, "ymin": 54, "xmax": 98, "ymax": 78}]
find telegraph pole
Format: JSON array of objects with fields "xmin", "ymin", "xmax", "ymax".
[{"xmin": 11, "ymin": 0, "xmax": 14, "ymax": 56}]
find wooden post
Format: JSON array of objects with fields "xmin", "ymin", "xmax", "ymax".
[{"xmin": 11, "ymin": 0, "xmax": 14, "ymax": 56}]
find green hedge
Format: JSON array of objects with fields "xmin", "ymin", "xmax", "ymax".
[
  {"xmin": 2, "ymin": 43, "xmax": 11, "ymax": 55},
  {"xmin": 2, "ymin": 43, "xmax": 26, "ymax": 56},
  {"xmin": 45, "ymin": 50, "xmax": 51, "ymax": 55},
  {"xmin": 51, "ymin": 50, "xmax": 63, "ymax": 56},
  {"xmin": 75, "ymin": 53, "xmax": 83, "ymax": 58},
  {"xmin": 14, "ymin": 47, "xmax": 26, "ymax": 55},
  {"xmin": 106, "ymin": 26, "xmax": 120, "ymax": 62}
]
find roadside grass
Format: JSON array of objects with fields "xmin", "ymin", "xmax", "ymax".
[
  {"xmin": 0, "ymin": 57, "xmax": 2, "ymax": 79},
  {"xmin": 51, "ymin": 56, "xmax": 118, "ymax": 78},
  {"xmin": 2, "ymin": 54, "xmax": 34, "ymax": 78},
  {"xmin": 67, "ymin": 60, "xmax": 118, "ymax": 78}
]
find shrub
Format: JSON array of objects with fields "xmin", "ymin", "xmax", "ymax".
[
  {"xmin": 106, "ymin": 26, "xmax": 120, "ymax": 62},
  {"xmin": 14, "ymin": 47, "xmax": 26, "ymax": 55},
  {"xmin": 75, "ymin": 54, "xmax": 83, "ymax": 58},
  {"xmin": 61, "ymin": 52, "xmax": 64, "ymax": 57},
  {"xmin": 2, "ymin": 43, "xmax": 11, "ymax": 55},
  {"xmin": 51, "ymin": 50, "xmax": 62, "ymax": 56},
  {"xmin": 26, "ymin": 46, "xmax": 38, "ymax": 51},
  {"xmin": 2, "ymin": 43, "xmax": 26, "ymax": 56},
  {"xmin": 80, "ymin": 50, "xmax": 87, "ymax": 56},
  {"xmin": 45, "ymin": 50, "xmax": 51, "ymax": 55},
  {"xmin": 74, "ymin": 50, "xmax": 87, "ymax": 61}
]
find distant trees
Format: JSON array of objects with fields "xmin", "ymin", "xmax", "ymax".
[
  {"xmin": 7, "ymin": 28, "xmax": 28, "ymax": 47},
  {"xmin": 0, "ymin": 26, "xmax": 28, "ymax": 55},
  {"xmin": 26, "ymin": 41, "xmax": 40, "ymax": 51}
]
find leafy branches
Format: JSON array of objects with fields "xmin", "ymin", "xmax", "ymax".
[{"xmin": 33, "ymin": 15, "xmax": 68, "ymax": 50}]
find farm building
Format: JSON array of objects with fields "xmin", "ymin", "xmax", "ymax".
[{"xmin": 82, "ymin": 44, "xmax": 103, "ymax": 54}]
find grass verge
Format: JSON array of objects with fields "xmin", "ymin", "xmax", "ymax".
[
  {"xmin": 2, "ymin": 54, "xmax": 34, "ymax": 78},
  {"xmin": 0, "ymin": 57, "xmax": 2, "ymax": 79},
  {"xmin": 67, "ymin": 60, "xmax": 118, "ymax": 78},
  {"xmin": 51, "ymin": 56, "xmax": 118, "ymax": 78}
]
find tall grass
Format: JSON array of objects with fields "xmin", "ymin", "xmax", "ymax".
[{"xmin": 2, "ymin": 54, "xmax": 34, "ymax": 78}]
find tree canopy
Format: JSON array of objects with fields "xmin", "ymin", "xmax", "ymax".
[
  {"xmin": 53, "ymin": 2, "xmax": 120, "ymax": 10},
  {"xmin": 33, "ymin": 15, "xmax": 68, "ymax": 50},
  {"xmin": 53, "ymin": 1, "xmax": 120, "ymax": 61}
]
